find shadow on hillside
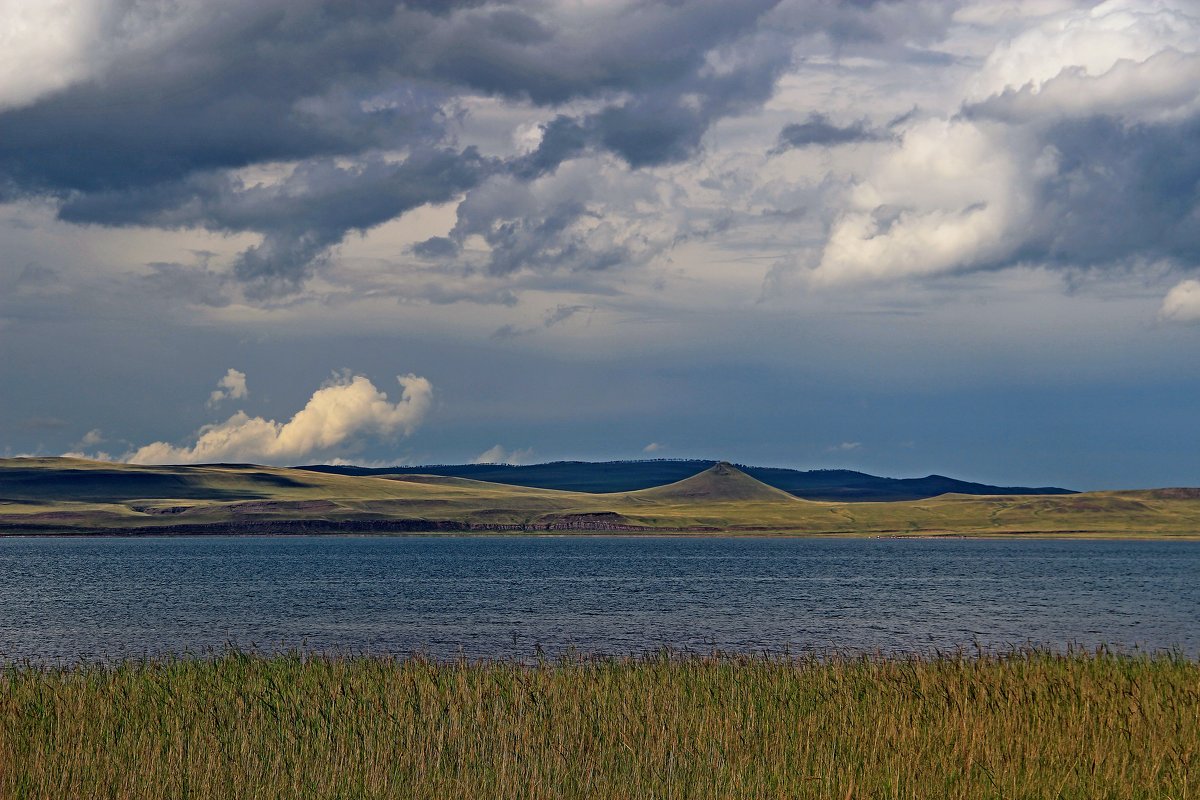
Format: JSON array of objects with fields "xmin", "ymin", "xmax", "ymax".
[{"xmin": 0, "ymin": 468, "xmax": 311, "ymax": 502}]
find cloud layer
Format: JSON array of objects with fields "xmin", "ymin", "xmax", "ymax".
[
  {"xmin": 129, "ymin": 373, "xmax": 432, "ymax": 465},
  {"xmin": 2, "ymin": 1, "xmax": 1195, "ymax": 307},
  {"xmin": 3, "ymin": 1, "xmax": 1199, "ymax": 490},
  {"xmin": 0, "ymin": 0, "xmax": 968, "ymax": 303}
]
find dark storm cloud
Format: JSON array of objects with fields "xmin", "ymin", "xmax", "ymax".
[
  {"xmin": 58, "ymin": 146, "xmax": 498, "ymax": 296},
  {"xmin": 514, "ymin": 90, "xmax": 785, "ymax": 179},
  {"xmin": 0, "ymin": 3, "xmax": 449, "ymax": 196},
  {"xmin": 1025, "ymin": 113, "xmax": 1200, "ymax": 269},
  {"xmin": 0, "ymin": 0, "xmax": 961, "ymax": 296},
  {"xmin": 771, "ymin": 113, "xmax": 885, "ymax": 152},
  {"xmin": 424, "ymin": 187, "xmax": 635, "ymax": 278},
  {"xmin": 410, "ymin": 236, "xmax": 460, "ymax": 260},
  {"xmin": 421, "ymin": 0, "xmax": 781, "ymax": 106},
  {"xmin": 221, "ymin": 148, "xmax": 497, "ymax": 295},
  {"xmin": 0, "ymin": 0, "xmax": 788, "ymax": 192}
]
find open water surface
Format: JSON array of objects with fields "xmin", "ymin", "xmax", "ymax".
[{"xmin": 0, "ymin": 535, "xmax": 1197, "ymax": 662}]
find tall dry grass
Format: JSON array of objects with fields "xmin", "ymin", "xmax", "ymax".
[{"xmin": 1, "ymin": 649, "xmax": 1196, "ymax": 798}]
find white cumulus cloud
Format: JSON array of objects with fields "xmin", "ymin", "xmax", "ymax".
[
  {"xmin": 471, "ymin": 444, "xmax": 534, "ymax": 465},
  {"xmin": 969, "ymin": 0, "xmax": 1200, "ymax": 113},
  {"xmin": 61, "ymin": 428, "xmax": 110, "ymax": 461},
  {"xmin": 0, "ymin": 1, "xmax": 207, "ymax": 111},
  {"xmin": 813, "ymin": 117, "xmax": 1033, "ymax": 285},
  {"xmin": 0, "ymin": 0, "xmax": 101, "ymax": 110},
  {"xmin": 61, "ymin": 449, "xmax": 113, "ymax": 462},
  {"xmin": 128, "ymin": 372, "xmax": 433, "ymax": 465},
  {"xmin": 207, "ymin": 368, "xmax": 248, "ymax": 406},
  {"xmin": 1160, "ymin": 279, "xmax": 1200, "ymax": 323}
]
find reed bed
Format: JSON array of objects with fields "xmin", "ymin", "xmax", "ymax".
[{"xmin": 1, "ymin": 648, "xmax": 1197, "ymax": 799}]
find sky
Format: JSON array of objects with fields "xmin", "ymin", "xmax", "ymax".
[{"xmin": 1, "ymin": 0, "xmax": 1198, "ymax": 490}]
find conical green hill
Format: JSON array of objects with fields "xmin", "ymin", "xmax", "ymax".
[{"xmin": 627, "ymin": 462, "xmax": 799, "ymax": 503}]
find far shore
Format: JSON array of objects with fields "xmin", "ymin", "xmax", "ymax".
[
  {"xmin": 6, "ymin": 459, "xmax": 1199, "ymax": 540},
  {"xmin": 2, "ymin": 527, "xmax": 1199, "ymax": 541}
]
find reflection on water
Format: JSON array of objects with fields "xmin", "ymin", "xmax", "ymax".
[{"xmin": 0, "ymin": 535, "xmax": 1196, "ymax": 662}]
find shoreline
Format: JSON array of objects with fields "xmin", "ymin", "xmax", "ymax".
[
  {"xmin": 1, "ymin": 527, "xmax": 1198, "ymax": 541},
  {"xmin": 4, "ymin": 643, "xmax": 1197, "ymax": 667}
]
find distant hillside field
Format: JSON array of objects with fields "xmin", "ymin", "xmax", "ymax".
[
  {"xmin": 297, "ymin": 459, "xmax": 1075, "ymax": 501},
  {"xmin": 1, "ymin": 458, "xmax": 1197, "ymax": 538}
]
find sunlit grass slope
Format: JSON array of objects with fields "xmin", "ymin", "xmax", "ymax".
[
  {"xmin": 2, "ymin": 457, "xmax": 1199, "ymax": 536},
  {"xmin": 1, "ymin": 650, "xmax": 1197, "ymax": 799}
]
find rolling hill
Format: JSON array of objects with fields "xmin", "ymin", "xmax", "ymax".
[
  {"xmin": 297, "ymin": 459, "xmax": 1074, "ymax": 501},
  {"xmin": 629, "ymin": 462, "xmax": 801, "ymax": 503},
  {"xmin": 1, "ymin": 457, "xmax": 1196, "ymax": 538}
]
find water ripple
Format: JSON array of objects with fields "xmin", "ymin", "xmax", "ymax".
[{"xmin": 0, "ymin": 535, "xmax": 1196, "ymax": 663}]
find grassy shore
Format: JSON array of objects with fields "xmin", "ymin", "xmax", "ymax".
[{"xmin": 2, "ymin": 650, "xmax": 1197, "ymax": 798}]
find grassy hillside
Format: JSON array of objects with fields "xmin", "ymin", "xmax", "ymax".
[
  {"xmin": 1, "ymin": 457, "xmax": 1198, "ymax": 537},
  {"xmin": 629, "ymin": 461, "xmax": 801, "ymax": 503}
]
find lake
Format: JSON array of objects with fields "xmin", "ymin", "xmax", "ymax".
[{"xmin": 1, "ymin": 535, "xmax": 1196, "ymax": 662}]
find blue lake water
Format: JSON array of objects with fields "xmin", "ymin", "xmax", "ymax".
[{"xmin": 1, "ymin": 535, "xmax": 1197, "ymax": 662}]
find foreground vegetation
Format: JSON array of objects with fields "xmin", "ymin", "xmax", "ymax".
[
  {"xmin": 2, "ymin": 649, "xmax": 1197, "ymax": 798},
  {"xmin": 3, "ymin": 457, "xmax": 1200, "ymax": 537}
]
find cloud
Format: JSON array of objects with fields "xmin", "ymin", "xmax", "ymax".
[
  {"xmin": 1160, "ymin": 279, "xmax": 1200, "ymax": 323},
  {"xmin": 61, "ymin": 450, "xmax": 113, "ymax": 462},
  {"xmin": 772, "ymin": 114, "xmax": 885, "ymax": 152},
  {"xmin": 810, "ymin": 0, "xmax": 1200, "ymax": 287},
  {"xmin": 642, "ymin": 442, "xmax": 666, "ymax": 453},
  {"xmin": 207, "ymin": 368, "xmax": 248, "ymax": 407},
  {"xmin": 967, "ymin": 0, "xmax": 1200, "ymax": 114},
  {"xmin": 128, "ymin": 372, "xmax": 432, "ymax": 465},
  {"xmin": 59, "ymin": 147, "xmax": 498, "ymax": 298},
  {"xmin": 471, "ymin": 444, "xmax": 533, "ymax": 465},
  {"xmin": 813, "ymin": 117, "xmax": 1032, "ymax": 284},
  {"xmin": 827, "ymin": 441, "xmax": 862, "ymax": 452},
  {"xmin": 489, "ymin": 301, "xmax": 594, "ymax": 340},
  {"xmin": 971, "ymin": 49, "xmax": 1200, "ymax": 124},
  {"xmin": 0, "ymin": 0, "xmax": 103, "ymax": 111},
  {"xmin": 426, "ymin": 158, "xmax": 677, "ymax": 308},
  {"xmin": 325, "ymin": 456, "xmax": 414, "ymax": 469},
  {"xmin": 62, "ymin": 428, "xmax": 112, "ymax": 462},
  {"xmin": 544, "ymin": 303, "xmax": 591, "ymax": 327}
]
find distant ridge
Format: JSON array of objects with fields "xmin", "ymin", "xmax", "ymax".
[{"xmin": 297, "ymin": 459, "xmax": 1075, "ymax": 502}]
